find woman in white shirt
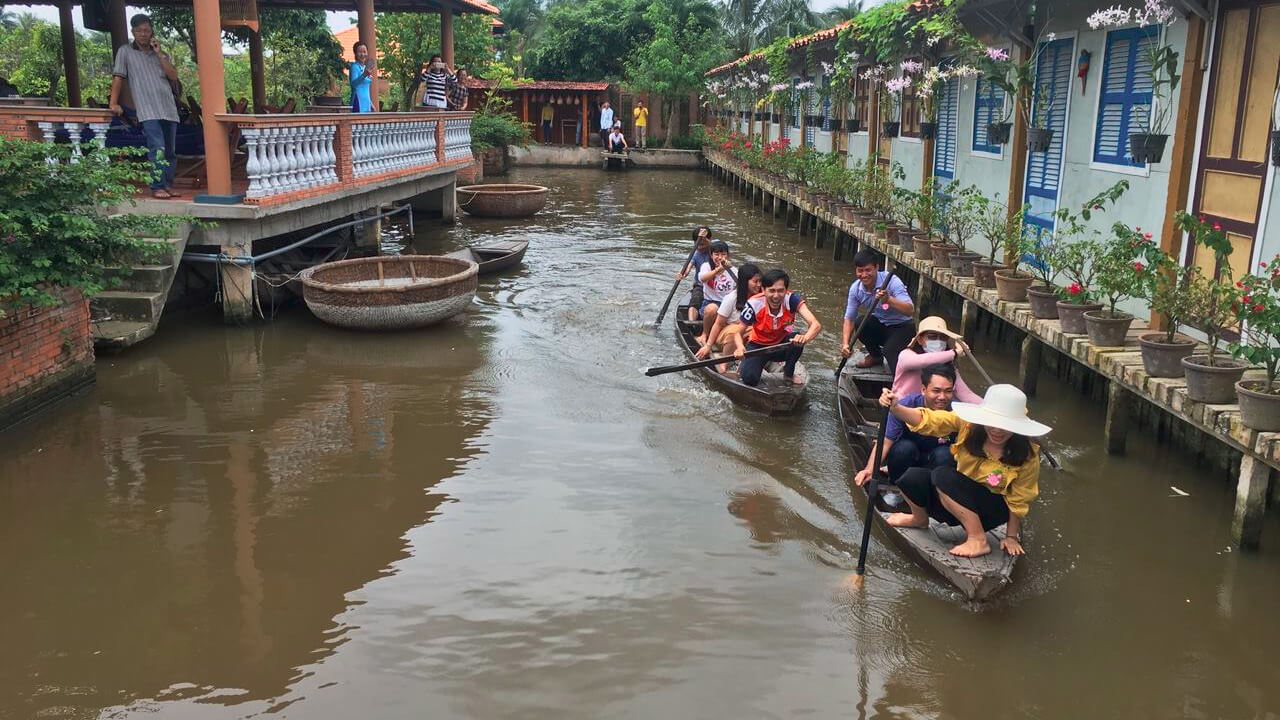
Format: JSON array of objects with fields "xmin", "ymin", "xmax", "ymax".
[{"xmin": 695, "ymin": 263, "xmax": 762, "ymax": 374}]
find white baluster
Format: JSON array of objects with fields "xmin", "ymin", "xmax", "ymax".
[
  {"xmin": 394, "ymin": 122, "xmax": 407, "ymax": 169},
  {"xmin": 376, "ymin": 123, "xmax": 390, "ymax": 173},
  {"xmin": 298, "ymin": 125, "xmax": 316, "ymax": 188},
  {"xmin": 263, "ymin": 127, "xmax": 283, "ymax": 194},
  {"xmin": 37, "ymin": 122, "xmax": 58, "ymax": 164},
  {"xmin": 351, "ymin": 124, "xmax": 363, "ymax": 177},
  {"xmin": 87, "ymin": 121, "xmax": 110, "ymax": 153},
  {"xmin": 65, "ymin": 122, "xmax": 84, "ymax": 163},
  {"xmin": 360, "ymin": 123, "xmax": 374, "ymax": 175},
  {"xmin": 243, "ymin": 127, "xmax": 265, "ymax": 198},
  {"xmin": 283, "ymin": 126, "xmax": 300, "ymax": 192},
  {"xmin": 324, "ymin": 125, "xmax": 338, "ymax": 183},
  {"xmin": 306, "ymin": 126, "xmax": 322, "ymax": 186}
]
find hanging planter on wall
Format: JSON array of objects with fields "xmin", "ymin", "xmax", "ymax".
[
  {"xmin": 1129, "ymin": 133, "xmax": 1169, "ymax": 164},
  {"xmin": 920, "ymin": 121, "xmax": 937, "ymax": 139},
  {"xmin": 882, "ymin": 121, "xmax": 900, "ymax": 137},
  {"xmin": 1027, "ymin": 127, "xmax": 1054, "ymax": 152},
  {"xmin": 845, "ymin": 118, "xmax": 862, "ymax": 133},
  {"xmin": 987, "ymin": 122, "xmax": 1012, "ymax": 144}
]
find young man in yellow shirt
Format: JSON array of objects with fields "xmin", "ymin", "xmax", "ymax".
[{"xmin": 633, "ymin": 100, "xmax": 648, "ymax": 149}]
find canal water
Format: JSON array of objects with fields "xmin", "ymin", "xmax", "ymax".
[{"xmin": 4, "ymin": 168, "xmax": 1280, "ymax": 719}]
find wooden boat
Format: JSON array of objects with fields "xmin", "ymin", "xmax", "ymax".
[
  {"xmin": 674, "ymin": 294, "xmax": 807, "ymax": 415},
  {"xmin": 837, "ymin": 366, "xmax": 1017, "ymax": 602},
  {"xmin": 444, "ymin": 239, "xmax": 529, "ymax": 275},
  {"xmin": 844, "ymin": 350, "xmax": 894, "ymax": 410}
]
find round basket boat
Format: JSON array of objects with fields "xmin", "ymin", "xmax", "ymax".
[
  {"xmin": 299, "ymin": 255, "xmax": 477, "ymax": 330},
  {"xmin": 456, "ymin": 183, "xmax": 549, "ymax": 218}
]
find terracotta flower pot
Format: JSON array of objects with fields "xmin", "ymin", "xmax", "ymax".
[
  {"xmin": 840, "ymin": 205, "xmax": 856, "ymax": 222},
  {"xmin": 1137, "ymin": 332, "xmax": 1196, "ymax": 378},
  {"xmin": 880, "ymin": 222, "xmax": 896, "ymax": 242},
  {"xmin": 1182, "ymin": 355, "xmax": 1248, "ymax": 404},
  {"xmin": 950, "ymin": 251, "xmax": 981, "ymax": 277},
  {"xmin": 912, "ymin": 236, "xmax": 935, "ymax": 262},
  {"xmin": 993, "ymin": 269, "xmax": 1034, "ymax": 301},
  {"xmin": 930, "ymin": 242, "xmax": 958, "ymax": 267},
  {"xmin": 971, "ymin": 261, "xmax": 1003, "ymax": 289},
  {"xmin": 1236, "ymin": 380, "xmax": 1280, "ymax": 431},
  {"xmin": 1026, "ymin": 286, "xmax": 1060, "ymax": 319},
  {"xmin": 1056, "ymin": 301, "xmax": 1103, "ymax": 334},
  {"xmin": 897, "ymin": 228, "xmax": 919, "ymax": 251},
  {"xmin": 1082, "ymin": 310, "xmax": 1134, "ymax": 347}
]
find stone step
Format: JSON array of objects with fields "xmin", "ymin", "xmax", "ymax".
[
  {"xmin": 125, "ymin": 236, "xmax": 185, "ymax": 265},
  {"xmin": 91, "ymin": 319, "xmax": 155, "ymax": 351},
  {"xmin": 108, "ymin": 264, "xmax": 174, "ymax": 293},
  {"xmin": 90, "ymin": 290, "xmax": 164, "ymax": 323}
]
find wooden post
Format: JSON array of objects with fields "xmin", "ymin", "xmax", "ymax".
[
  {"xmin": 57, "ymin": 0, "xmax": 81, "ymax": 107},
  {"xmin": 521, "ymin": 91, "xmax": 529, "ymax": 125},
  {"xmin": 1104, "ymin": 380, "xmax": 1131, "ymax": 455},
  {"xmin": 1233, "ymin": 455, "xmax": 1272, "ymax": 551},
  {"xmin": 581, "ymin": 92, "xmax": 588, "ymax": 147},
  {"xmin": 248, "ymin": 29, "xmax": 267, "ymax": 112},
  {"xmin": 1004, "ymin": 46, "xmax": 1030, "ymax": 266},
  {"xmin": 962, "ymin": 299, "xmax": 980, "ymax": 342},
  {"xmin": 1019, "ymin": 335, "xmax": 1042, "ymax": 397},
  {"xmin": 917, "ymin": 275, "xmax": 932, "ymax": 324},
  {"xmin": 1152, "ymin": 15, "xmax": 1207, "ymax": 331},
  {"xmin": 815, "ymin": 220, "xmax": 825, "ymax": 249},
  {"xmin": 356, "ymin": 0, "xmax": 378, "ymax": 107},
  {"xmin": 194, "ymin": 0, "xmax": 232, "ymax": 196},
  {"xmin": 107, "ymin": 0, "xmax": 128, "ymax": 54},
  {"xmin": 868, "ymin": 86, "xmax": 880, "ymax": 158},
  {"xmin": 440, "ymin": 9, "xmax": 455, "ymax": 66}
]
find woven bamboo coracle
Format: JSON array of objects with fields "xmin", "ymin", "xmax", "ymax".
[
  {"xmin": 300, "ymin": 255, "xmax": 478, "ymax": 330},
  {"xmin": 456, "ymin": 184, "xmax": 549, "ymax": 218}
]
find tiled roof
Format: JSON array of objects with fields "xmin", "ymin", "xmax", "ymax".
[{"xmin": 464, "ymin": 79, "xmax": 611, "ymax": 91}]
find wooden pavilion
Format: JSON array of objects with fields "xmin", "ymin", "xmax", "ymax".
[{"xmin": 463, "ymin": 79, "xmax": 611, "ymax": 147}]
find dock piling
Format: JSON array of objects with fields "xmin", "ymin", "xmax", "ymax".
[
  {"xmin": 1104, "ymin": 381, "xmax": 1132, "ymax": 455},
  {"xmin": 1233, "ymin": 456, "xmax": 1272, "ymax": 550},
  {"xmin": 1019, "ymin": 335, "xmax": 1042, "ymax": 397}
]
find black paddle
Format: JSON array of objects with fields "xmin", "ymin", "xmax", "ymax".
[
  {"xmin": 834, "ymin": 272, "xmax": 896, "ymax": 378},
  {"xmin": 962, "ymin": 352, "xmax": 1063, "ymax": 471},
  {"xmin": 654, "ymin": 242, "xmax": 701, "ymax": 327},
  {"xmin": 851, "ymin": 395, "xmax": 892, "ymax": 584},
  {"xmin": 644, "ymin": 342, "xmax": 787, "ymax": 377}
]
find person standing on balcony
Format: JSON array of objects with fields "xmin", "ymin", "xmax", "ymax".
[
  {"xmin": 446, "ymin": 69, "xmax": 469, "ymax": 110},
  {"xmin": 109, "ymin": 13, "xmax": 181, "ymax": 199},
  {"xmin": 349, "ymin": 41, "xmax": 374, "ymax": 113},
  {"xmin": 418, "ymin": 54, "xmax": 452, "ymax": 110}
]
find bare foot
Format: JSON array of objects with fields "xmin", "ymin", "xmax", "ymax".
[
  {"xmin": 787, "ymin": 373, "xmax": 804, "ymax": 385},
  {"xmin": 885, "ymin": 512, "xmax": 927, "ymax": 528},
  {"xmin": 949, "ymin": 538, "xmax": 991, "ymax": 557}
]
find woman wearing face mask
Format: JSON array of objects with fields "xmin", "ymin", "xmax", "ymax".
[{"xmin": 891, "ymin": 316, "xmax": 981, "ymax": 403}]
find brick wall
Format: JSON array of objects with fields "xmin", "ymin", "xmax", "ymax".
[
  {"xmin": 0, "ymin": 287, "xmax": 95, "ymax": 430},
  {"xmin": 456, "ymin": 158, "xmax": 483, "ymax": 184}
]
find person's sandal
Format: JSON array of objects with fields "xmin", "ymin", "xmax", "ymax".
[
  {"xmin": 854, "ymin": 355, "xmax": 883, "ymax": 369},
  {"xmin": 152, "ymin": 189, "xmax": 175, "ymax": 199}
]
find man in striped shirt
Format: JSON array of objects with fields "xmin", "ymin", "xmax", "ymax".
[
  {"xmin": 108, "ymin": 13, "xmax": 181, "ymax": 199},
  {"xmin": 418, "ymin": 54, "xmax": 452, "ymax": 110}
]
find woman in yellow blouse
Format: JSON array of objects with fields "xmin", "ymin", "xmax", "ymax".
[{"xmin": 879, "ymin": 383, "xmax": 1051, "ymax": 558}]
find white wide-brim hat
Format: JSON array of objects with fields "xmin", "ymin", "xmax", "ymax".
[{"xmin": 951, "ymin": 383, "xmax": 1052, "ymax": 437}]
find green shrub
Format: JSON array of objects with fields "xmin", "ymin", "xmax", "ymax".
[
  {"xmin": 470, "ymin": 109, "xmax": 533, "ymax": 152},
  {"xmin": 0, "ymin": 138, "xmax": 182, "ymax": 317}
]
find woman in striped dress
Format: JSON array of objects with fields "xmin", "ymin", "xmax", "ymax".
[{"xmin": 419, "ymin": 54, "xmax": 451, "ymax": 110}]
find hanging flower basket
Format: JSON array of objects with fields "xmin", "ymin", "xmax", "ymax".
[
  {"xmin": 920, "ymin": 122, "xmax": 937, "ymax": 139},
  {"xmin": 1027, "ymin": 127, "xmax": 1054, "ymax": 152},
  {"xmin": 845, "ymin": 118, "xmax": 862, "ymax": 133},
  {"xmin": 986, "ymin": 122, "xmax": 1012, "ymax": 145},
  {"xmin": 771, "ymin": 113, "xmax": 781, "ymax": 123},
  {"xmin": 1128, "ymin": 133, "xmax": 1169, "ymax": 164},
  {"xmin": 882, "ymin": 121, "xmax": 900, "ymax": 137}
]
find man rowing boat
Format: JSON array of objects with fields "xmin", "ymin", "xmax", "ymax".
[
  {"xmin": 733, "ymin": 269, "xmax": 821, "ymax": 386},
  {"xmin": 856, "ymin": 362, "xmax": 958, "ymax": 487},
  {"xmin": 842, "ymin": 251, "xmax": 915, "ymax": 375}
]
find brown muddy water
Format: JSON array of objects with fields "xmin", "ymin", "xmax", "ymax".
[{"xmin": 4, "ymin": 168, "xmax": 1280, "ymax": 719}]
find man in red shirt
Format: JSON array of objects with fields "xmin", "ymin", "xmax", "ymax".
[{"xmin": 734, "ymin": 269, "xmax": 822, "ymax": 386}]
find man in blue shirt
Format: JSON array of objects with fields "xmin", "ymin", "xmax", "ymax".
[
  {"xmin": 855, "ymin": 363, "xmax": 958, "ymax": 487},
  {"xmin": 841, "ymin": 250, "xmax": 915, "ymax": 375}
]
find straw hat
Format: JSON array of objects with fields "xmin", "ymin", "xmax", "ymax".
[
  {"xmin": 951, "ymin": 384, "xmax": 1052, "ymax": 437},
  {"xmin": 915, "ymin": 315, "xmax": 962, "ymax": 341}
]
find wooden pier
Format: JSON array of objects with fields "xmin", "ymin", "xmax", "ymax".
[{"xmin": 704, "ymin": 152, "xmax": 1277, "ymax": 550}]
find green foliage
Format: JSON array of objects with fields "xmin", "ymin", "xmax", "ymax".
[
  {"xmin": 531, "ymin": 0, "xmax": 653, "ymax": 80},
  {"xmin": 0, "ymin": 13, "xmax": 113, "ymax": 104},
  {"xmin": 1093, "ymin": 222, "xmax": 1151, "ymax": 316},
  {"xmin": 941, "ymin": 184, "xmax": 983, "ymax": 252},
  {"xmin": 1231, "ymin": 258, "xmax": 1280, "ymax": 388},
  {"xmin": 1020, "ymin": 180, "xmax": 1130, "ymax": 289},
  {"xmin": 0, "ymin": 139, "xmax": 181, "ymax": 317},
  {"xmin": 1173, "ymin": 212, "xmax": 1235, "ymax": 359},
  {"xmin": 470, "ymin": 108, "xmax": 533, "ymax": 151},
  {"xmin": 975, "ymin": 194, "xmax": 1022, "ymax": 264},
  {"xmin": 624, "ymin": 0, "xmax": 725, "ymax": 147}
]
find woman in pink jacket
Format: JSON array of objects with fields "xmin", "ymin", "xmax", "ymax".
[{"xmin": 892, "ymin": 316, "xmax": 982, "ymax": 403}]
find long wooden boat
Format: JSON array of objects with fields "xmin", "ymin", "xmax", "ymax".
[
  {"xmin": 674, "ymin": 295, "xmax": 807, "ymax": 415},
  {"xmin": 837, "ymin": 366, "xmax": 1017, "ymax": 602},
  {"xmin": 444, "ymin": 239, "xmax": 529, "ymax": 275}
]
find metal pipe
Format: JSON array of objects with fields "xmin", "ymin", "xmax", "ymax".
[{"xmin": 182, "ymin": 204, "xmax": 414, "ymax": 266}]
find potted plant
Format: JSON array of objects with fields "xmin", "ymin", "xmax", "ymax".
[
  {"xmin": 993, "ymin": 212, "xmax": 1036, "ymax": 302},
  {"xmin": 1231, "ymin": 255, "xmax": 1280, "ymax": 429},
  {"xmin": 914, "ymin": 64, "xmax": 979, "ymax": 141},
  {"xmin": 972, "ymin": 194, "xmax": 1015, "ymax": 289},
  {"xmin": 1055, "ymin": 240, "xmax": 1105, "ymax": 333},
  {"xmin": 979, "ymin": 37, "xmax": 1057, "ymax": 152},
  {"xmin": 1023, "ymin": 182, "xmax": 1130, "ymax": 319},
  {"xmin": 1018, "ymin": 232, "xmax": 1060, "ymax": 318},
  {"xmin": 1134, "ymin": 212, "xmax": 1221, "ymax": 377},
  {"xmin": 866, "ymin": 65, "xmax": 904, "ymax": 137},
  {"xmin": 945, "ymin": 185, "xmax": 984, "ymax": 277},
  {"xmin": 1081, "ymin": 223, "xmax": 1148, "ymax": 346},
  {"xmin": 1175, "ymin": 215, "xmax": 1247, "ymax": 401},
  {"xmin": 1087, "ymin": 1, "xmax": 1180, "ymax": 164},
  {"xmin": 978, "ymin": 48, "xmax": 1014, "ymax": 145}
]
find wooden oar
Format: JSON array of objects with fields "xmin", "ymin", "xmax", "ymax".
[
  {"xmin": 962, "ymin": 352, "xmax": 1063, "ymax": 471},
  {"xmin": 850, "ymin": 393, "xmax": 892, "ymax": 586},
  {"xmin": 644, "ymin": 342, "xmax": 787, "ymax": 377},
  {"xmin": 654, "ymin": 242, "xmax": 701, "ymax": 327},
  {"xmin": 834, "ymin": 273, "xmax": 896, "ymax": 378}
]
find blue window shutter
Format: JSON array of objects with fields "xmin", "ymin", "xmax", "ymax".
[
  {"xmin": 1024, "ymin": 36, "xmax": 1075, "ymax": 236},
  {"xmin": 1092, "ymin": 26, "xmax": 1158, "ymax": 167},
  {"xmin": 934, "ymin": 76, "xmax": 959, "ymax": 179},
  {"xmin": 972, "ymin": 76, "xmax": 1005, "ymax": 154}
]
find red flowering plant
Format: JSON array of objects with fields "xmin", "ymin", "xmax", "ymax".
[
  {"xmin": 1135, "ymin": 211, "xmax": 1236, "ymax": 347},
  {"xmin": 1230, "ymin": 256, "xmax": 1280, "ymax": 393},
  {"xmin": 1091, "ymin": 222, "xmax": 1155, "ymax": 319}
]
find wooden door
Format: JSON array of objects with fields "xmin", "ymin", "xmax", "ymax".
[{"xmin": 1191, "ymin": 0, "xmax": 1280, "ymax": 279}]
